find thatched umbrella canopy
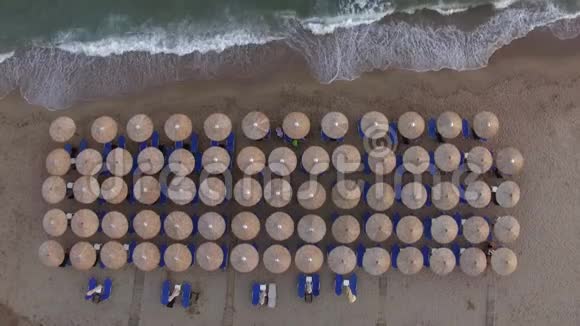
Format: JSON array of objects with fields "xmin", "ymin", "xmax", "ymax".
[
  {"xmin": 297, "ymin": 214, "xmax": 326, "ymax": 244},
  {"xmin": 460, "ymin": 247, "xmax": 487, "ymax": 276},
  {"xmin": 493, "ymin": 216, "xmax": 520, "ymax": 243},
  {"xmin": 102, "ymin": 211, "xmax": 129, "ymax": 239},
  {"xmin": 71, "ymin": 209, "xmax": 99, "ymax": 238},
  {"xmin": 263, "ymin": 244, "xmax": 292, "ymax": 274},
  {"xmin": 42, "ymin": 176, "xmax": 67, "ymax": 204},
  {"xmin": 198, "ymin": 177, "xmax": 226, "ymax": 207},
  {"xmin": 264, "ymin": 178, "xmax": 292, "ymax": 208},
  {"xmin": 328, "ymin": 246, "xmax": 357, "ymax": 275},
  {"xmin": 132, "ymin": 242, "xmax": 160, "ymax": 272},
  {"xmin": 495, "ymin": 147, "xmax": 524, "ymax": 176},
  {"xmin": 429, "ymin": 248, "xmax": 455, "ymax": 276},
  {"xmin": 368, "ymin": 147, "xmax": 396, "ymax": 175},
  {"xmin": 91, "ymin": 116, "xmax": 118, "ymax": 144},
  {"xmin": 242, "ymin": 111, "xmax": 270, "ymax": 140},
  {"xmin": 38, "ymin": 240, "xmax": 65, "ymax": 267},
  {"xmin": 101, "ymin": 176, "xmax": 128, "ymax": 204},
  {"xmin": 168, "ymin": 176, "xmax": 197, "ymax": 205},
  {"xmin": 46, "ymin": 148, "xmax": 71, "ymax": 176},
  {"xmin": 495, "ymin": 181, "xmax": 521, "ymax": 208},
  {"xmin": 197, "ymin": 212, "xmax": 226, "ymax": 241},
  {"xmin": 332, "ymin": 144, "xmax": 361, "ymax": 173},
  {"xmin": 168, "ymin": 149, "xmax": 195, "ymax": 176},
  {"xmin": 365, "ymin": 213, "xmax": 392, "ymax": 242},
  {"xmin": 230, "ymin": 244, "xmax": 259, "ymax": 273},
  {"xmin": 465, "ymin": 180, "xmax": 491, "ymax": 208},
  {"xmin": 73, "ymin": 176, "xmax": 100, "ymax": 204},
  {"xmin": 231, "ymin": 212, "xmax": 261, "ymax": 241},
  {"xmin": 473, "ymin": 111, "xmax": 499, "ymax": 139},
  {"xmin": 434, "ymin": 143, "xmax": 461, "ymax": 172},
  {"xmin": 362, "ymin": 247, "xmax": 390, "ymax": 276},
  {"xmin": 491, "ymin": 248, "xmax": 517, "ymax": 276},
  {"xmin": 301, "ymin": 146, "xmax": 330, "ymax": 175},
  {"xmin": 133, "ymin": 210, "xmax": 161, "ymax": 240},
  {"xmin": 164, "ymin": 211, "xmax": 193, "ymax": 241},
  {"xmin": 126, "ymin": 114, "xmax": 154, "ymax": 142},
  {"xmin": 466, "ymin": 146, "xmax": 493, "ymax": 174},
  {"xmin": 268, "ymin": 147, "xmax": 297, "ymax": 176},
  {"xmin": 331, "ymin": 215, "xmax": 360, "ymax": 244},
  {"xmin": 100, "ymin": 241, "xmax": 127, "ymax": 270},
  {"xmin": 75, "ymin": 149, "xmax": 103, "ymax": 176},
  {"xmin": 431, "ymin": 215, "xmax": 458, "ymax": 244},
  {"xmin": 133, "ymin": 176, "xmax": 161, "ymax": 205},
  {"xmin": 164, "ymin": 243, "xmax": 193, "ymax": 272},
  {"xmin": 403, "ymin": 146, "xmax": 430, "ymax": 174},
  {"xmin": 204, "ymin": 113, "xmax": 232, "ymax": 142},
  {"xmin": 396, "ymin": 215, "xmax": 423, "ymax": 244},
  {"xmin": 283, "ymin": 112, "xmax": 310, "ymax": 139},
  {"xmin": 366, "ymin": 182, "xmax": 395, "ymax": 211},
  {"xmin": 398, "ymin": 112, "xmax": 425, "ymax": 140},
  {"xmin": 70, "ymin": 241, "xmax": 97, "ymax": 271},
  {"xmin": 432, "ymin": 182, "xmax": 460, "ymax": 211},
  {"xmin": 436, "ymin": 111, "xmax": 462, "ymax": 139},
  {"xmin": 295, "ymin": 245, "xmax": 324, "ymax": 274},
  {"xmin": 321, "ymin": 112, "xmax": 349, "ymax": 139},
  {"xmin": 237, "ymin": 146, "xmax": 266, "ymax": 175},
  {"xmin": 202, "ymin": 146, "xmax": 230, "ymax": 175},
  {"xmin": 106, "ymin": 148, "xmax": 133, "ymax": 177},
  {"xmin": 196, "ymin": 242, "xmax": 224, "ymax": 272},
  {"xmin": 401, "ymin": 182, "xmax": 427, "ymax": 210},
  {"xmin": 265, "ymin": 212, "xmax": 294, "ymax": 241},
  {"xmin": 233, "ymin": 177, "xmax": 262, "ymax": 207},
  {"xmin": 43, "ymin": 209, "xmax": 68, "ymax": 237},
  {"xmin": 49, "ymin": 117, "xmax": 76, "ymax": 142},
  {"xmin": 297, "ymin": 180, "xmax": 326, "ymax": 210},
  {"xmin": 331, "ymin": 179, "xmax": 361, "ymax": 209},
  {"xmin": 164, "ymin": 114, "xmax": 192, "ymax": 142},
  {"xmin": 360, "ymin": 111, "xmax": 389, "ymax": 139},
  {"xmin": 462, "ymin": 216, "xmax": 490, "ymax": 244},
  {"xmin": 397, "ymin": 247, "xmax": 423, "ymax": 275},
  {"xmin": 137, "ymin": 147, "xmax": 164, "ymax": 175}
]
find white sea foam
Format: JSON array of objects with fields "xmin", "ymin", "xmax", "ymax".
[{"xmin": 0, "ymin": 51, "xmax": 14, "ymax": 64}]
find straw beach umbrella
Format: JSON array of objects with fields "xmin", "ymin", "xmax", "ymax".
[
  {"xmin": 265, "ymin": 212, "xmax": 294, "ymax": 241},
  {"xmin": 295, "ymin": 245, "xmax": 324, "ymax": 274},
  {"xmin": 434, "ymin": 143, "xmax": 461, "ymax": 172},
  {"xmin": 491, "ymin": 248, "xmax": 517, "ymax": 276},
  {"xmin": 70, "ymin": 241, "xmax": 97, "ymax": 271},
  {"xmin": 242, "ymin": 111, "xmax": 270, "ymax": 140},
  {"xmin": 196, "ymin": 242, "xmax": 224, "ymax": 272},
  {"xmin": 365, "ymin": 213, "xmax": 392, "ymax": 242},
  {"xmin": 362, "ymin": 247, "xmax": 390, "ymax": 276},
  {"xmin": 204, "ymin": 113, "xmax": 232, "ymax": 142},
  {"xmin": 133, "ymin": 210, "xmax": 161, "ymax": 240},
  {"xmin": 230, "ymin": 244, "xmax": 259, "ymax": 273},
  {"xmin": 460, "ymin": 248, "xmax": 486, "ymax": 276},
  {"xmin": 368, "ymin": 147, "xmax": 396, "ymax": 175},
  {"xmin": 168, "ymin": 149, "xmax": 195, "ymax": 176},
  {"xmin": 431, "ymin": 215, "xmax": 458, "ymax": 244},
  {"xmin": 403, "ymin": 146, "xmax": 430, "ymax": 174},
  {"xmin": 231, "ymin": 212, "xmax": 260, "ymax": 241},
  {"xmin": 132, "ymin": 242, "xmax": 160, "ymax": 272},
  {"xmin": 401, "ymin": 182, "xmax": 428, "ymax": 210},
  {"xmin": 473, "ymin": 111, "xmax": 499, "ymax": 139},
  {"xmin": 137, "ymin": 147, "xmax": 164, "ymax": 175},
  {"xmin": 75, "ymin": 149, "xmax": 103, "ymax": 176},
  {"xmin": 495, "ymin": 147, "xmax": 524, "ymax": 176},
  {"xmin": 202, "ymin": 146, "xmax": 230, "ymax": 175},
  {"xmin": 283, "ymin": 112, "xmax": 310, "ymax": 139},
  {"xmin": 49, "ymin": 117, "xmax": 76, "ymax": 142},
  {"xmin": 233, "ymin": 177, "xmax": 262, "ymax": 207},
  {"xmin": 198, "ymin": 177, "xmax": 227, "ymax": 207},
  {"xmin": 73, "ymin": 176, "xmax": 100, "ymax": 204},
  {"xmin": 263, "ymin": 245, "xmax": 292, "ymax": 274},
  {"xmin": 301, "ymin": 146, "xmax": 330, "ymax": 175},
  {"xmin": 437, "ymin": 111, "xmax": 462, "ymax": 139},
  {"xmin": 42, "ymin": 176, "xmax": 67, "ymax": 204},
  {"xmin": 297, "ymin": 214, "xmax": 326, "ymax": 244},
  {"xmin": 321, "ymin": 112, "xmax": 349, "ymax": 139},
  {"xmin": 465, "ymin": 180, "xmax": 491, "ymax": 208},
  {"xmin": 297, "ymin": 180, "xmax": 326, "ymax": 210},
  {"xmin": 38, "ymin": 240, "xmax": 65, "ymax": 267},
  {"xmin": 133, "ymin": 176, "xmax": 161, "ymax": 205},
  {"xmin": 197, "ymin": 212, "xmax": 226, "ymax": 241},
  {"xmin": 237, "ymin": 146, "xmax": 266, "ymax": 175},
  {"xmin": 495, "ymin": 181, "xmax": 521, "ymax": 208},
  {"xmin": 494, "ymin": 216, "xmax": 520, "ymax": 243},
  {"xmin": 164, "ymin": 114, "xmax": 192, "ymax": 142},
  {"xmin": 168, "ymin": 176, "xmax": 197, "ymax": 205},
  {"xmin": 127, "ymin": 114, "xmax": 154, "ymax": 142},
  {"xmin": 91, "ymin": 116, "xmax": 118, "ymax": 144},
  {"xmin": 429, "ymin": 248, "xmax": 455, "ymax": 276},
  {"xmin": 71, "ymin": 209, "xmax": 99, "ymax": 238},
  {"xmin": 100, "ymin": 176, "xmax": 128, "ymax": 204},
  {"xmin": 268, "ymin": 147, "xmax": 297, "ymax": 176},
  {"xmin": 164, "ymin": 211, "xmax": 193, "ymax": 241},
  {"xmin": 100, "ymin": 241, "xmax": 127, "ymax": 270},
  {"xmin": 397, "ymin": 247, "xmax": 423, "ymax": 275},
  {"xmin": 43, "ymin": 209, "xmax": 68, "ymax": 237},
  {"xmin": 466, "ymin": 146, "xmax": 493, "ymax": 174},
  {"xmin": 366, "ymin": 182, "xmax": 395, "ymax": 211},
  {"xmin": 106, "ymin": 148, "xmax": 133, "ymax": 177},
  {"xmin": 332, "ymin": 179, "xmax": 361, "ymax": 209},
  {"xmin": 164, "ymin": 243, "xmax": 192, "ymax": 272},
  {"xmin": 332, "ymin": 215, "xmax": 360, "ymax": 244},
  {"xmin": 396, "ymin": 215, "xmax": 423, "ymax": 244},
  {"xmin": 360, "ymin": 111, "xmax": 389, "ymax": 139},
  {"xmin": 46, "ymin": 148, "xmax": 71, "ymax": 176},
  {"xmin": 102, "ymin": 211, "xmax": 129, "ymax": 239},
  {"xmin": 462, "ymin": 216, "xmax": 490, "ymax": 244},
  {"xmin": 398, "ymin": 112, "xmax": 425, "ymax": 140},
  {"xmin": 432, "ymin": 182, "xmax": 460, "ymax": 211},
  {"xmin": 332, "ymin": 144, "xmax": 361, "ymax": 173},
  {"xmin": 328, "ymin": 246, "xmax": 356, "ymax": 275},
  {"xmin": 264, "ymin": 178, "xmax": 292, "ymax": 208}
]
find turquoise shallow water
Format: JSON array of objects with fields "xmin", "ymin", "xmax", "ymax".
[{"xmin": 0, "ymin": 0, "xmax": 579, "ymax": 109}]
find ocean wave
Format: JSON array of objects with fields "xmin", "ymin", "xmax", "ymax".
[{"xmin": 0, "ymin": 52, "xmax": 14, "ymax": 64}]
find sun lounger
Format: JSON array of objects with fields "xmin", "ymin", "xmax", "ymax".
[
  {"xmin": 251, "ymin": 282, "xmax": 260, "ymax": 306},
  {"xmin": 356, "ymin": 244, "xmax": 365, "ymax": 267},
  {"xmin": 151, "ymin": 131, "xmax": 160, "ymax": 148},
  {"xmin": 181, "ymin": 283, "xmax": 192, "ymax": 308},
  {"xmin": 220, "ymin": 244, "xmax": 229, "ymax": 271},
  {"xmin": 159, "ymin": 244, "xmax": 167, "ymax": 267},
  {"xmin": 161, "ymin": 280, "xmax": 171, "ymax": 305},
  {"xmin": 391, "ymin": 244, "xmax": 401, "ymax": 269},
  {"xmin": 462, "ymin": 119, "xmax": 471, "ymax": 139},
  {"xmin": 427, "ymin": 118, "xmax": 437, "ymax": 139},
  {"xmin": 388, "ymin": 122, "xmax": 398, "ymax": 145},
  {"xmin": 421, "ymin": 246, "xmax": 430, "ymax": 267},
  {"xmin": 117, "ymin": 135, "xmax": 126, "ymax": 149},
  {"xmin": 362, "ymin": 153, "xmax": 371, "ymax": 175},
  {"xmin": 79, "ymin": 138, "xmax": 88, "ymax": 151},
  {"xmin": 423, "ymin": 217, "xmax": 432, "ymax": 240}
]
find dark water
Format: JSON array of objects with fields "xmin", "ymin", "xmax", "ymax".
[{"xmin": 0, "ymin": 0, "xmax": 579, "ymax": 109}]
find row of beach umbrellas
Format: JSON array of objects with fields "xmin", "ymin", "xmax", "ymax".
[
  {"xmin": 49, "ymin": 111, "xmax": 500, "ymax": 145},
  {"xmin": 44, "ymin": 206, "xmax": 520, "ymax": 245},
  {"xmin": 39, "ymin": 240, "xmax": 517, "ymax": 276}
]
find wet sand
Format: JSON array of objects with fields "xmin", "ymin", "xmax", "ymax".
[{"xmin": 0, "ymin": 30, "xmax": 579, "ymax": 326}]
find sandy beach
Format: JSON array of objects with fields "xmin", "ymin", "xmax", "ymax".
[{"xmin": 0, "ymin": 30, "xmax": 579, "ymax": 326}]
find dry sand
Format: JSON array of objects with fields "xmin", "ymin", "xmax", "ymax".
[{"xmin": 0, "ymin": 31, "xmax": 579, "ymax": 326}]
